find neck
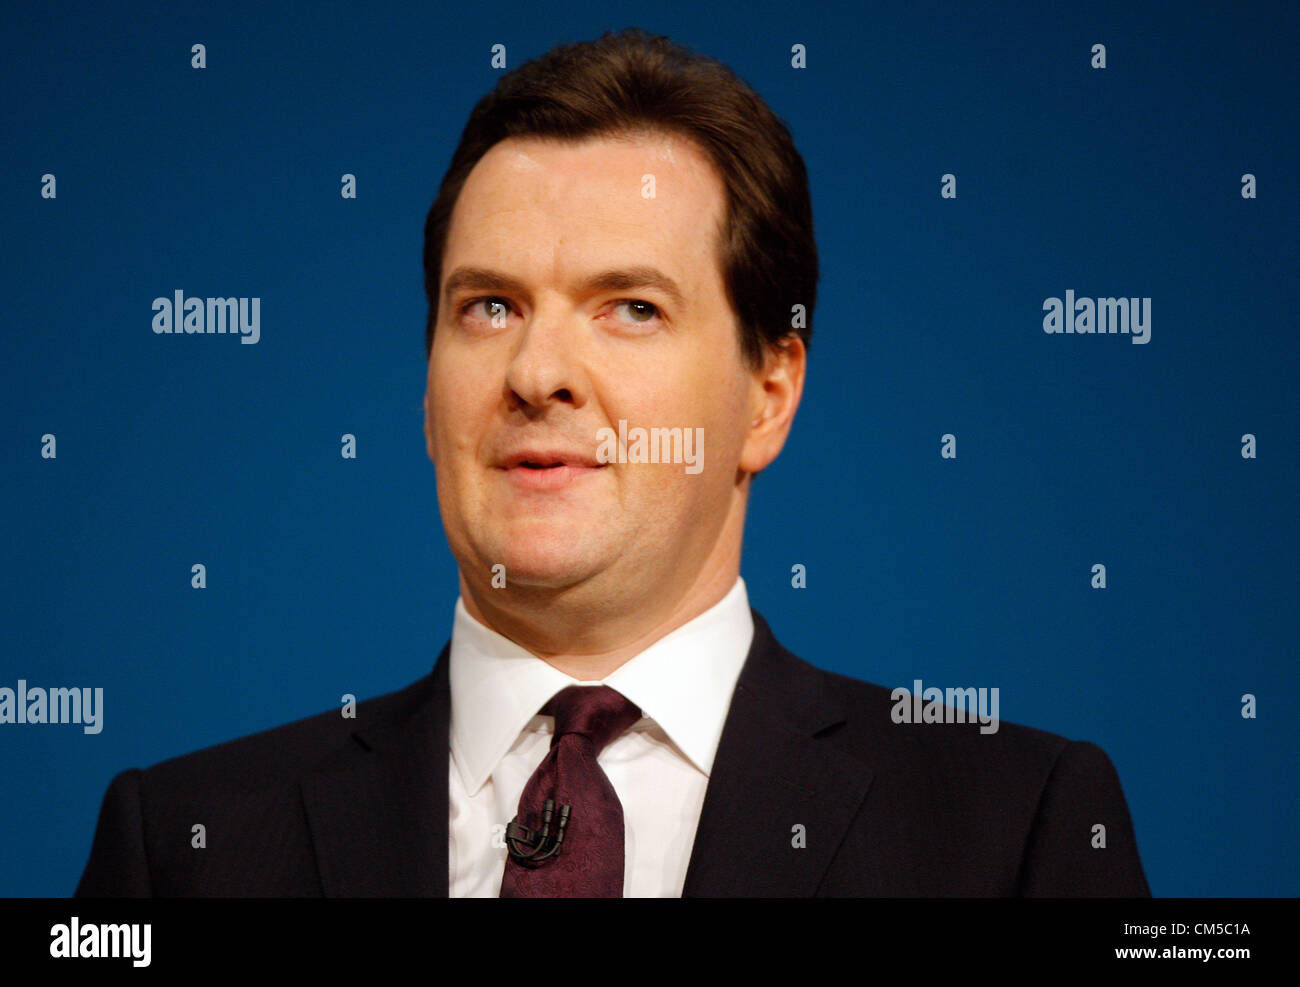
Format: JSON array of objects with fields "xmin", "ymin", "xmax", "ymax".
[{"xmin": 459, "ymin": 555, "xmax": 741, "ymax": 680}]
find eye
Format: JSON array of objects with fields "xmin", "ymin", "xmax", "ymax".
[
  {"xmin": 457, "ymin": 296, "xmax": 514, "ymax": 326},
  {"xmin": 610, "ymin": 299, "xmax": 662, "ymax": 325}
]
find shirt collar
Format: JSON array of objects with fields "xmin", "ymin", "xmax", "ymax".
[{"xmin": 449, "ymin": 577, "xmax": 754, "ymax": 795}]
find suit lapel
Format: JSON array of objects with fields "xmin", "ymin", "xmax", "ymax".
[
  {"xmin": 682, "ymin": 609, "xmax": 875, "ymax": 896},
  {"xmin": 300, "ymin": 646, "xmax": 451, "ymax": 896},
  {"xmin": 298, "ymin": 611, "xmax": 871, "ymax": 897}
]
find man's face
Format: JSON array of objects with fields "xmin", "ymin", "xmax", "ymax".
[{"xmin": 424, "ymin": 131, "xmax": 777, "ymax": 612}]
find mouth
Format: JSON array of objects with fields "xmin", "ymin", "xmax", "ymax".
[
  {"xmin": 517, "ymin": 460, "xmax": 585, "ymax": 470},
  {"xmin": 498, "ymin": 452, "xmax": 608, "ymax": 491}
]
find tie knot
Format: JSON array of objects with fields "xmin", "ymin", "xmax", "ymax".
[{"xmin": 543, "ymin": 685, "xmax": 641, "ymax": 754}]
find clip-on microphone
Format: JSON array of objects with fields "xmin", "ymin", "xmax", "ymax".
[{"xmin": 505, "ymin": 798, "xmax": 572, "ymax": 867}]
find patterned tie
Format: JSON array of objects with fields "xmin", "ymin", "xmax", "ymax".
[{"xmin": 499, "ymin": 685, "xmax": 642, "ymax": 897}]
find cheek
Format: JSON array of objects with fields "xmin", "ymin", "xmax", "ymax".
[
  {"xmin": 621, "ymin": 407, "xmax": 745, "ymax": 509},
  {"xmin": 684, "ymin": 368, "xmax": 749, "ymax": 445},
  {"xmin": 428, "ymin": 354, "xmax": 491, "ymax": 460}
]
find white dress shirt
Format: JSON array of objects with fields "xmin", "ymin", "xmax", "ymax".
[{"xmin": 447, "ymin": 576, "xmax": 754, "ymax": 897}]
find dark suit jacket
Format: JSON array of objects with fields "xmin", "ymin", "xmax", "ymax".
[{"xmin": 75, "ymin": 609, "xmax": 1150, "ymax": 896}]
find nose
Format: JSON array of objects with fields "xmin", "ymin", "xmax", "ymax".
[{"xmin": 503, "ymin": 299, "xmax": 586, "ymax": 415}]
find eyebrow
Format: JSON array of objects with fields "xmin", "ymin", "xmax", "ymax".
[{"xmin": 442, "ymin": 265, "xmax": 686, "ymax": 309}]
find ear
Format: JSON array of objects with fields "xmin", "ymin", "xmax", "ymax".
[
  {"xmin": 738, "ymin": 334, "xmax": 806, "ymax": 475},
  {"xmin": 423, "ymin": 370, "xmax": 437, "ymax": 463}
]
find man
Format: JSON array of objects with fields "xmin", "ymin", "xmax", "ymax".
[{"xmin": 76, "ymin": 28, "xmax": 1149, "ymax": 897}]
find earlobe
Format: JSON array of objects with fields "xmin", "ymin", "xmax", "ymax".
[{"xmin": 423, "ymin": 390, "xmax": 436, "ymax": 461}]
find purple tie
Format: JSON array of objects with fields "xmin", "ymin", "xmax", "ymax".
[{"xmin": 499, "ymin": 685, "xmax": 642, "ymax": 897}]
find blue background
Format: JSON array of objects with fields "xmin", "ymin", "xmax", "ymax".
[{"xmin": 2, "ymin": 0, "xmax": 1296, "ymax": 897}]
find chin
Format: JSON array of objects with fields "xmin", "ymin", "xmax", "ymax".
[{"xmin": 488, "ymin": 531, "xmax": 610, "ymax": 590}]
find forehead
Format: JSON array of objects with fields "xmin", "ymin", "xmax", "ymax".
[{"xmin": 443, "ymin": 132, "xmax": 728, "ymax": 296}]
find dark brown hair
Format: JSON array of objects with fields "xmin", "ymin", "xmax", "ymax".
[{"xmin": 422, "ymin": 27, "xmax": 817, "ymax": 368}]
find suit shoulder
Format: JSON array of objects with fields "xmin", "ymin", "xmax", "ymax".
[
  {"xmin": 748, "ymin": 612, "xmax": 1100, "ymax": 778},
  {"xmin": 784, "ymin": 660, "xmax": 1145, "ymax": 896},
  {"xmin": 821, "ymin": 665, "xmax": 1070, "ymax": 757},
  {"xmin": 141, "ymin": 673, "xmax": 435, "ymax": 793},
  {"xmin": 784, "ymin": 654, "xmax": 1103, "ymax": 805},
  {"xmin": 79, "ymin": 673, "xmax": 440, "ymax": 896},
  {"xmin": 808, "ymin": 663, "xmax": 1138, "ymax": 853}
]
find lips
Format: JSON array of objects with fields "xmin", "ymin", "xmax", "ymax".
[
  {"xmin": 497, "ymin": 449, "xmax": 607, "ymax": 491},
  {"xmin": 498, "ymin": 450, "xmax": 603, "ymax": 470}
]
